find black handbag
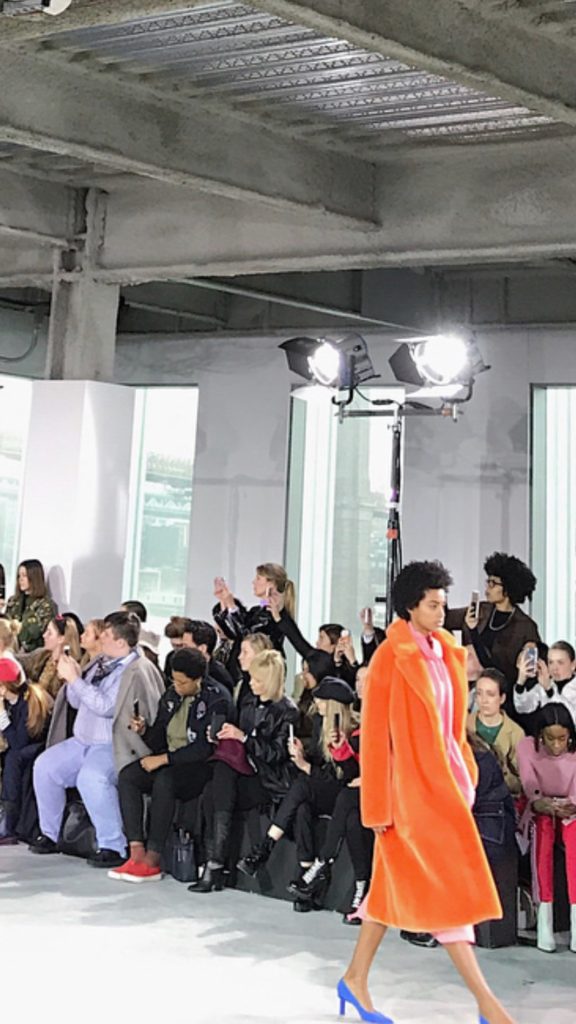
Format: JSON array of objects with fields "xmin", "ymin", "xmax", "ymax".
[
  {"xmin": 58, "ymin": 797, "xmax": 98, "ymax": 859},
  {"xmin": 163, "ymin": 827, "xmax": 197, "ymax": 883}
]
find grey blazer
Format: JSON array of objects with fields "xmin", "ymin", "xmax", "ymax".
[{"xmin": 47, "ymin": 649, "xmax": 165, "ymax": 772}]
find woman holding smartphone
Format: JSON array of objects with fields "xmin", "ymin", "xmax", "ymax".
[
  {"xmin": 237, "ymin": 677, "xmax": 371, "ymax": 917},
  {"xmin": 189, "ymin": 649, "xmax": 298, "ymax": 894},
  {"xmin": 517, "ymin": 702, "xmax": 576, "ymax": 953},
  {"xmin": 212, "ymin": 564, "xmax": 295, "ymax": 678}
]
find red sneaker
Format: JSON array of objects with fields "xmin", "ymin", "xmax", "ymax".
[{"xmin": 108, "ymin": 859, "xmax": 162, "ymax": 883}]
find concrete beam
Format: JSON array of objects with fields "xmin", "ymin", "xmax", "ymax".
[
  {"xmin": 249, "ymin": 0, "xmax": 576, "ymax": 128},
  {"xmin": 0, "ymin": 49, "xmax": 376, "ymax": 228},
  {"xmin": 91, "ymin": 135, "xmax": 576, "ymax": 280},
  {"xmin": 0, "ymin": 171, "xmax": 72, "ymax": 242}
]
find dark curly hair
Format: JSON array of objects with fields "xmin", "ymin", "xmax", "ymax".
[
  {"xmin": 392, "ymin": 560, "xmax": 453, "ymax": 621},
  {"xmin": 483, "ymin": 552, "xmax": 536, "ymax": 605}
]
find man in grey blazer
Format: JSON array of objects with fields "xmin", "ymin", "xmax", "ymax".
[{"xmin": 30, "ymin": 611, "xmax": 164, "ymax": 867}]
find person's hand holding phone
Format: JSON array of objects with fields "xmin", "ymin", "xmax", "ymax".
[
  {"xmin": 217, "ymin": 722, "xmax": 245, "ymax": 742},
  {"xmin": 360, "ymin": 607, "xmax": 373, "ymax": 635},
  {"xmin": 465, "ymin": 591, "xmax": 480, "ymax": 630},
  {"xmin": 266, "ymin": 586, "xmax": 284, "ymax": 621},
  {"xmin": 537, "ymin": 660, "xmax": 554, "ymax": 693},
  {"xmin": 129, "ymin": 715, "xmax": 146, "ymax": 735},
  {"xmin": 214, "ymin": 576, "xmax": 235, "ymax": 610},
  {"xmin": 57, "ymin": 653, "xmax": 81, "ymax": 684}
]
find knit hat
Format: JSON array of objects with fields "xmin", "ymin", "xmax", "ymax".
[
  {"xmin": 313, "ymin": 677, "xmax": 355, "ymax": 705},
  {"xmin": 0, "ymin": 658, "xmax": 21, "ymax": 684}
]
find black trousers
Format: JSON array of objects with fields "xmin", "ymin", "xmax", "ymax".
[
  {"xmin": 203, "ymin": 762, "xmax": 270, "ymax": 861},
  {"xmin": 1, "ymin": 743, "xmax": 43, "ymax": 834},
  {"xmin": 273, "ymin": 773, "xmax": 342, "ymax": 863},
  {"xmin": 118, "ymin": 760, "xmax": 213, "ymax": 854},
  {"xmin": 321, "ymin": 786, "xmax": 374, "ymax": 880}
]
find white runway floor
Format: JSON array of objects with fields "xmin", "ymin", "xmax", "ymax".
[{"xmin": 1, "ymin": 845, "xmax": 574, "ymax": 1024}]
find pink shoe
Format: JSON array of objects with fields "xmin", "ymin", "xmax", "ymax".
[{"xmin": 108, "ymin": 859, "xmax": 162, "ymax": 883}]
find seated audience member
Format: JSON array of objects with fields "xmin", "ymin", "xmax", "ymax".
[
  {"xmin": 188, "ymin": 649, "xmax": 298, "ymax": 894},
  {"xmin": 182, "ymin": 619, "xmax": 235, "ymax": 694},
  {"xmin": 0, "ymin": 619, "xmax": 25, "ymax": 682},
  {"xmin": 5, "ymin": 559, "xmax": 57, "ymax": 654},
  {"xmin": 163, "ymin": 616, "xmax": 188, "ymax": 679},
  {"xmin": 21, "ymin": 614, "xmax": 82, "ymax": 699},
  {"xmin": 121, "ymin": 600, "xmax": 148, "ymax": 623},
  {"xmin": 79, "ymin": 618, "xmax": 106, "ymax": 668},
  {"xmin": 468, "ymin": 668, "xmax": 525, "ymax": 794},
  {"xmin": 30, "ymin": 611, "xmax": 164, "ymax": 866},
  {"xmin": 294, "ymin": 650, "xmax": 334, "ymax": 749},
  {"xmin": 515, "ymin": 641, "xmax": 576, "ymax": 727},
  {"xmin": 212, "ymin": 564, "xmax": 293, "ymax": 674},
  {"xmin": 235, "ymin": 631, "xmax": 273, "ymax": 709},
  {"xmin": 0, "ymin": 658, "xmax": 53, "ymax": 843},
  {"xmin": 517, "ymin": 704, "xmax": 576, "ymax": 953},
  {"xmin": 110, "ymin": 649, "xmax": 233, "ymax": 883},
  {"xmin": 445, "ymin": 551, "xmax": 540, "ymax": 687},
  {"xmin": 239, "ymin": 678, "xmax": 372, "ymax": 920}
]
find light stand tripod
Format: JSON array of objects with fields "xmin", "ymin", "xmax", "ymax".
[{"xmin": 384, "ymin": 407, "xmax": 403, "ymax": 626}]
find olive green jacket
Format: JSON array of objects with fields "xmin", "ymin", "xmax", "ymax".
[{"xmin": 5, "ymin": 594, "xmax": 58, "ymax": 653}]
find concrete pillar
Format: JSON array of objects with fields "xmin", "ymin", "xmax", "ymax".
[
  {"xmin": 18, "ymin": 380, "xmax": 135, "ymax": 622},
  {"xmin": 45, "ymin": 189, "xmax": 119, "ymax": 382}
]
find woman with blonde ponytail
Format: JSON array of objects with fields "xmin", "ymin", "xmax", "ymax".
[
  {"xmin": 0, "ymin": 658, "xmax": 53, "ymax": 842},
  {"xmin": 212, "ymin": 563, "xmax": 296, "ymax": 679}
]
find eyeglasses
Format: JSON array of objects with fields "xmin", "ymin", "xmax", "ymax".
[{"xmin": 486, "ymin": 578, "xmax": 503, "ymax": 589}]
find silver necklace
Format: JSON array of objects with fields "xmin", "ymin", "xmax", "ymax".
[{"xmin": 488, "ymin": 606, "xmax": 515, "ymax": 631}]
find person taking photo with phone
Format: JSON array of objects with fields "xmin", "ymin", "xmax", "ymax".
[
  {"xmin": 109, "ymin": 648, "xmax": 233, "ymax": 884},
  {"xmin": 514, "ymin": 641, "xmax": 576, "ymax": 728}
]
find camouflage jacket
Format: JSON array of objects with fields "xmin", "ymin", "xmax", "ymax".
[{"xmin": 4, "ymin": 593, "xmax": 58, "ymax": 653}]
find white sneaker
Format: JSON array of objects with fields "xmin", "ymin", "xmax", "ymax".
[
  {"xmin": 570, "ymin": 904, "xmax": 576, "ymax": 954},
  {"xmin": 537, "ymin": 901, "xmax": 556, "ymax": 953}
]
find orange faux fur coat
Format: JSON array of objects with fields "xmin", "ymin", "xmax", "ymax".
[{"xmin": 361, "ymin": 618, "xmax": 502, "ymax": 931}]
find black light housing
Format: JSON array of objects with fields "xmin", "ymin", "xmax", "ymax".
[{"xmin": 280, "ymin": 333, "xmax": 377, "ymax": 391}]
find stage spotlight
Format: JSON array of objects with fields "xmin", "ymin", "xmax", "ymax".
[
  {"xmin": 280, "ymin": 333, "xmax": 377, "ymax": 391},
  {"xmin": 389, "ymin": 332, "xmax": 489, "ymax": 394}
]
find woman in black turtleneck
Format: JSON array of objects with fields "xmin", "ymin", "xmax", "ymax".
[{"xmin": 445, "ymin": 551, "xmax": 540, "ymax": 692}]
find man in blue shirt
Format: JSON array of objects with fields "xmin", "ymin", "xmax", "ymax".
[{"xmin": 30, "ymin": 612, "xmax": 158, "ymax": 867}]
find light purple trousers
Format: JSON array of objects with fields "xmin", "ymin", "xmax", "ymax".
[{"xmin": 33, "ymin": 737, "xmax": 126, "ymax": 854}]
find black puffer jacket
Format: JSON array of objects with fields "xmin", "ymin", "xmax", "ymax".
[{"xmin": 239, "ymin": 694, "xmax": 299, "ymax": 799}]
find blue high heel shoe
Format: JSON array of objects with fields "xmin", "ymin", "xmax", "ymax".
[
  {"xmin": 479, "ymin": 1019, "xmax": 489, "ymax": 1024},
  {"xmin": 336, "ymin": 979, "xmax": 394, "ymax": 1023}
]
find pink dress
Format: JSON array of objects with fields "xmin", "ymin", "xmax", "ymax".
[{"xmin": 355, "ymin": 625, "xmax": 476, "ymax": 944}]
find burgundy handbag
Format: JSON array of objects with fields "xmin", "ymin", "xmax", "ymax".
[{"xmin": 211, "ymin": 738, "xmax": 254, "ymax": 776}]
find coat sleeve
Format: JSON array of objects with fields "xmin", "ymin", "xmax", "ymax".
[
  {"xmin": 360, "ymin": 645, "xmax": 394, "ymax": 829},
  {"xmin": 276, "ymin": 609, "xmax": 314, "ymax": 659},
  {"xmin": 517, "ymin": 737, "xmax": 540, "ymax": 802}
]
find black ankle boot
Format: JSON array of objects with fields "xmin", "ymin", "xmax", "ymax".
[
  {"xmin": 287, "ymin": 859, "xmax": 332, "ymax": 899},
  {"xmin": 237, "ymin": 835, "xmax": 275, "ymax": 877},
  {"xmin": 187, "ymin": 865, "xmax": 225, "ymax": 894}
]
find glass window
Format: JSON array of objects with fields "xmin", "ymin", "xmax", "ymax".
[
  {"xmin": 0, "ymin": 373, "xmax": 33, "ymax": 597},
  {"xmin": 285, "ymin": 385, "xmax": 404, "ymax": 666},
  {"xmin": 532, "ymin": 386, "xmax": 576, "ymax": 642},
  {"xmin": 123, "ymin": 386, "xmax": 199, "ymax": 630}
]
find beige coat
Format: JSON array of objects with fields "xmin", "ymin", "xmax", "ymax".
[
  {"xmin": 47, "ymin": 650, "xmax": 165, "ymax": 772},
  {"xmin": 467, "ymin": 710, "xmax": 525, "ymax": 795}
]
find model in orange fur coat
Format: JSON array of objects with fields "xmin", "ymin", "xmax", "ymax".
[{"xmin": 338, "ymin": 561, "xmax": 516, "ymax": 1024}]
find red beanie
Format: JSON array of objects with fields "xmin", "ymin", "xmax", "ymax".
[{"xmin": 0, "ymin": 658, "xmax": 21, "ymax": 684}]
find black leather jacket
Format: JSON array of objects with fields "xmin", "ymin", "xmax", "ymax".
[{"xmin": 239, "ymin": 694, "xmax": 299, "ymax": 799}]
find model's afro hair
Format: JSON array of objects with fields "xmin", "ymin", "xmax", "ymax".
[
  {"xmin": 392, "ymin": 560, "xmax": 453, "ymax": 621},
  {"xmin": 483, "ymin": 552, "xmax": 536, "ymax": 605}
]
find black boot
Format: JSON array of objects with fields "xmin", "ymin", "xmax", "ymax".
[
  {"xmin": 287, "ymin": 859, "xmax": 332, "ymax": 899},
  {"xmin": 342, "ymin": 879, "xmax": 368, "ymax": 925},
  {"xmin": 237, "ymin": 835, "xmax": 275, "ymax": 877},
  {"xmin": 212, "ymin": 811, "xmax": 233, "ymax": 867},
  {"xmin": 400, "ymin": 931, "xmax": 439, "ymax": 948},
  {"xmin": 187, "ymin": 864, "xmax": 225, "ymax": 894}
]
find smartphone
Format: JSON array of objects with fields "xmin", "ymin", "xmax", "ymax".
[
  {"xmin": 288, "ymin": 723, "xmax": 295, "ymax": 744},
  {"xmin": 210, "ymin": 712, "xmax": 226, "ymax": 738},
  {"xmin": 63, "ymin": 645, "xmax": 71, "ymax": 656},
  {"xmin": 525, "ymin": 647, "xmax": 538, "ymax": 676},
  {"xmin": 470, "ymin": 590, "xmax": 480, "ymax": 619},
  {"xmin": 340, "ymin": 629, "xmax": 350, "ymax": 639},
  {"xmin": 363, "ymin": 608, "xmax": 372, "ymax": 625},
  {"xmin": 133, "ymin": 699, "xmax": 140, "ymax": 719},
  {"xmin": 334, "ymin": 712, "xmax": 341, "ymax": 735}
]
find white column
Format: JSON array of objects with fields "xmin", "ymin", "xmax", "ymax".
[{"xmin": 18, "ymin": 380, "xmax": 135, "ymax": 622}]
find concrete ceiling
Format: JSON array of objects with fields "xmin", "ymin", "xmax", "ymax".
[{"xmin": 2, "ymin": 0, "xmax": 576, "ymax": 306}]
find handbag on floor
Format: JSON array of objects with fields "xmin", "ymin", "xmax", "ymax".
[
  {"xmin": 58, "ymin": 797, "xmax": 97, "ymax": 859},
  {"xmin": 163, "ymin": 827, "xmax": 197, "ymax": 883}
]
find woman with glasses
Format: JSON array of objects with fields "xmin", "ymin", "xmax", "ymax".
[{"xmin": 445, "ymin": 552, "xmax": 540, "ymax": 690}]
